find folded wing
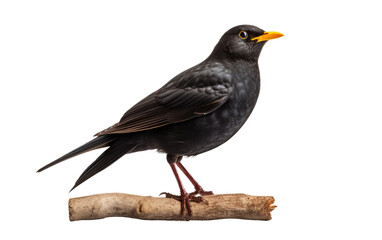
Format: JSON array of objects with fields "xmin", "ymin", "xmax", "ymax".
[{"xmin": 95, "ymin": 64, "xmax": 233, "ymax": 136}]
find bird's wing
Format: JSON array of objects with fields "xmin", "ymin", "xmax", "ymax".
[{"xmin": 95, "ymin": 64, "xmax": 233, "ymax": 136}]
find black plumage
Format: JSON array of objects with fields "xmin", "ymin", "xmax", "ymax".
[{"xmin": 37, "ymin": 25, "xmax": 283, "ymax": 216}]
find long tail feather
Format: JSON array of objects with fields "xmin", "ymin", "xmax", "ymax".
[
  {"xmin": 37, "ymin": 135, "xmax": 115, "ymax": 172},
  {"xmin": 70, "ymin": 142, "xmax": 137, "ymax": 191}
]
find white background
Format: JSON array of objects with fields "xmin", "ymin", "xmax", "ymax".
[{"xmin": 1, "ymin": 0, "xmax": 381, "ymax": 239}]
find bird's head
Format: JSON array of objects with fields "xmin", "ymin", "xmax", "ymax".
[{"xmin": 210, "ymin": 25, "xmax": 283, "ymax": 61}]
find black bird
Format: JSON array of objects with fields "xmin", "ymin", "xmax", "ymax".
[{"xmin": 37, "ymin": 25, "xmax": 283, "ymax": 216}]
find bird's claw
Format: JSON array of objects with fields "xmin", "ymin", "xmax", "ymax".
[
  {"xmin": 160, "ymin": 192, "xmax": 203, "ymax": 203},
  {"xmin": 189, "ymin": 189, "xmax": 214, "ymax": 198},
  {"xmin": 159, "ymin": 192, "xmax": 181, "ymax": 200},
  {"xmin": 160, "ymin": 192, "xmax": 204, "ymax": 218}
]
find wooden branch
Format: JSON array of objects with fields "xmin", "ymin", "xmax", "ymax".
[{"xmin": 69, "ymin": 193, "xmax": 276, "ymax": 221}]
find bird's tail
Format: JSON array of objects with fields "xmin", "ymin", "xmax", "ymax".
[
  {"xmin": 37, "ymin": 135, "xmax": 116, "ymax": 172},
  {"xmin": 69, "ymin": 140, "xmax": 138, "ymax": 191}
]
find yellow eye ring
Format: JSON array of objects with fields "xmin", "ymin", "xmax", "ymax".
[{"xmin": 238, "ymin": 31, "xmax": 248, "ymax": 40}]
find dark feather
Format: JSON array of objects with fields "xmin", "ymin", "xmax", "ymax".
[
  {"xmin": 37, "ymin": 135, "xmax": 115, "ymax": 172},
  {"xmin": 95, "ymin": 64, "xmax": 233, "ymax": 136},
  {"xmin": 70, "ymin": 142, "xmax": 137, "ymax": 192}
]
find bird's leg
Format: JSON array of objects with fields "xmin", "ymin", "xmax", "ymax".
[
  {"xmin": 176, "ymin": 161, "xmax": 214, "ymax": 198},
  {"xmin": 160, "ymin": 163, "xmax": 202, "ymax": 217},
  {"xmin": 160, "ymin": 155, "xmax": 202, "ymax": 217}
]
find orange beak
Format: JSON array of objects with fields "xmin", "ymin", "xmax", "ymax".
[{"xmin": 251, "ymin": 31, "xmax": 284, "ymax": 42}]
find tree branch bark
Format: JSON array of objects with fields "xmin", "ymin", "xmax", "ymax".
[{"xmin": 69, "ymin": 193, "xmax": 276, "ymax": 221}]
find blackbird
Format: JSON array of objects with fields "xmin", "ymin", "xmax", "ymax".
[{"xmin": 37, "ymin": 25, "xmax": 283, "ymax": 216}]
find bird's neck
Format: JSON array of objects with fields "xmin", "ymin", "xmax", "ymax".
[
  {"xmin": 209, "ymin": 57, "xmax": 260, "ymax": 76},
  {"xmin": 208, "ymin": 50, "xmax": 260, "ymax": 63},
  {"xmin": 209, "ymin": 41, "xmax": 263, "ymax": 63}
]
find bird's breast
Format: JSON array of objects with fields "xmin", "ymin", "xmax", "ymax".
[{"xmin": 214, "ymin": 62, "xmax": 260, "ymax": 133}]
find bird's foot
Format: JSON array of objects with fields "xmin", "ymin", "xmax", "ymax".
[
  {"xmin": 189, "ymin": 189, "xmax": 214, "ymax": 198},
  {"xmin": 160, "ymin": 192, "xmax": 203, "ymax": 218}
]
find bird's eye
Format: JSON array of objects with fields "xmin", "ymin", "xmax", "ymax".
[{"xmin": 238, "ymin": 31, "xmax": 248, "ymax": 40}]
